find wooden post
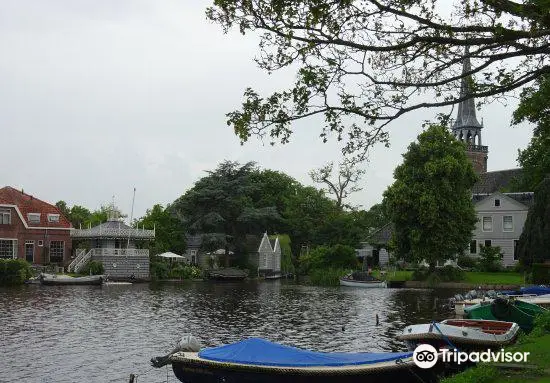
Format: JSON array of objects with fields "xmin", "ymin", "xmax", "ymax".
[{"xmin": 128, "ymin": 373, "xmax": 135, "ymax": 383}]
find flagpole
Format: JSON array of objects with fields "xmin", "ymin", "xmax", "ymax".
[{"xmin": 127, "ymin": 187, "xmax": 136, "ymax": 248}]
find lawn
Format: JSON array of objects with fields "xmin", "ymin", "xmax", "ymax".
[
  {"xmin": 372, "ymin": 270, "xmax": 414, "ymax": 281},
  {"xmin": 463, "ymin": 272, "xmax": 524, "ymax": 285}
]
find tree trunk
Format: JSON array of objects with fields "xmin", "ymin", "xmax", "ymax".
[{"xmin": 429, "ymin": 262, "xmax": 436, "ymax": 274}]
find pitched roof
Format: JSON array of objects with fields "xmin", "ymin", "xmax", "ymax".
[
  {"xmin": 0, "ymin": 186, "xmax": 71, "ymax": 228},
  {"xmin": 71, "ymin": 219, "xmax": 155, "ymax": 239},
  {"xmin": 452, "ymin": 49, "xmax": 483, "ymax": 131},
  {"xmin": 365, "ymin": 222, "xmax": 394, "ymax": 245},
  {"xmin": 472, "ymin": 168, "xmax": 523, "ymax": 194},
  {"xmin": 186, "ymin": 234, "xmax": 203, "ymax": 248},
  {"xmin": 472, "ymin": 192, "xmax": 535, "ymax": 208}
]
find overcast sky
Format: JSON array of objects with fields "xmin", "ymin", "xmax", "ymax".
[{"xmin": 0, "ymin": 0, "xmax": 533, "ymax": 221}]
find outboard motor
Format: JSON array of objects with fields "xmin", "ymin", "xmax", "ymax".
[{"xmin": 151, "ymin": 334, "xmax": 202, "ymax": 368}]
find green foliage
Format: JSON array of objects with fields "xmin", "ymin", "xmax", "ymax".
[
  {"xmin": 207, "ymin": 1, "xmax": 548, "ymax": 160},
  {"xmin": 0, "ymin": 259, "xmax": 33, "ymax": 285},
  {"xmin": 463, "ymin": 272, "xmax": 523, "ymax": 285},
  {"xmin": 517, "ymin": 177, "xmax": 550, "ymax": 265},
  {"xmin": 532, "ymin": 263, "xmax": 550, "ymax": 284},
  {"xmin": 168, "ymin": 264, "xmax": 202, "ymax": 280},
  {"xmin": 80, "ymin": 260, "xmax": 104, "ymax": 276},
  {"xmin": 308, "ymin": 268, "xmax": 349, "ymax": 286},
  {"xmin": 383, "ymin": 125, "xmax": 478, "ymax": 269},
  {"xmin": 136, "ymin": 204, "xmax": 186, "ymax": 255},
  {"xmin": 477, "ymin": 245, "xmax": 504, "ymax": 272},
  {"xmin": 270, "ymin": 234, "xmax": 295, "ymax": 275},
  {"xmin": 411, "ymin": 266, "xmax": 465, "ymax": 283},
  {"xmin": 441, "ymin": 365, "xmax": 499, "ymax": 383},
  {"xmin": 150, "ymin": 260, "xmax": 170, "ymax": 280},
  {"xmin": 299, "ymin": 245, "xmax": 358, "ymax": 275},
  {"xmin": 528, "ymin": 311, "xmax": 550, "ymax": 339},
  {"xmin": 511, "ymin": 74, "xmax": 550, "ymax": 191},
  {"xmin": 457, "ymin": 255, "xmax": 478, "ymax": 269}
]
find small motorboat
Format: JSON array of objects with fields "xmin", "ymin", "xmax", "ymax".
[
  {"xmin": 464, "ymin": 297, "xmax": 547, "ymax": 332},
  {"xmin": 340, "ymin": 271, "xmax": 387, "ymax": 288},
  {"xmin": 153, "ymin": 337, "xmax": 441, "ymax": 383},
  {"xmin": 454, "ymin": 294, "xmax": 550, "ymax": 315},
  {"xmin": 398, "ymin": 319, "xmax": 520, "ymax": 352},
  {"xmin": 39, "ymin": 273, "xmax": 104, "ymax": 286}
]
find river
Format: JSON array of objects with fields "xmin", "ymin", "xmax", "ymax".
[{"xmin": 0, "ymin": 281, "xmax": 460, "ymax": 383}]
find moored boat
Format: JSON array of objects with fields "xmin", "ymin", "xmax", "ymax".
[
  {"xmin": 153, "ymin": 337, "xmax": 441, "ymax": 383},
  {"xmin": 398, "ymin": 319, "xmax": 520, "ymax": 352},
  {"xmin": 39, "ymin": 273, "xmax": 105, "ymax": 286},
  {"xmin": 340, "ymin": 271, "xmax": 387, "ymax": 288},
  {"xmin": 464, "ymin": 297, "xmax": 547, "ymax": 332}
]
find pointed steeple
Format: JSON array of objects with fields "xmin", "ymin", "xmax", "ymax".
[{"xmin": 453, "ymin": 47, "xmax": 482, "ymax": 130}]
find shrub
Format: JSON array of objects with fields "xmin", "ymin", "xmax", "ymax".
[
  {"xmin": 80, "ymin": 260, "xmax": 104, "ymax": 275},
  {"xmin": 532, "ymin": 263, "xmax": 550, "ymax": 284},
  {"xmin": 0, "ymin": 259, "xmax": 32, "ymax": 285},
  {"xmin": 412, "ymin": 265, "xmax": 465, "ymax": 283},
  {"xmin": 299, "ymin": 244, "xmax": 359, "ymax": 275},
  {"xmin": 168, "ymin": 264, "xmax": 202, "ymax": 279},
  {"xmin": 308, "ymin": 267, "xmax": 349, "ymax": 286},
  {"xmin": 478, "ymin": 245, "xmax": 503, "ymax": 272},
  {"xmin": 150, "ymin": 261, "xmax": 169, "ymax": 280},
  {"xmin": 457, "ymin": 255, "xmax": 478, "ymax": 269}
]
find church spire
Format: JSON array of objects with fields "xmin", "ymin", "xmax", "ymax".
[{"xmin": 453, "ymin": 47, "xmax": 482, "ymax": 130}]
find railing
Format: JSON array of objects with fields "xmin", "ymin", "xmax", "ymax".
[
  {"xmin": 71, "ymin": 227, "xmax": 155, "ymax": 239},
  {"xmin": 90, "ymin": 248, "xmax": 149, "ymax": 257},
  {"xmin": 466, "ymin": 144, "xmax": 488, "ymax": 153},
  {"xmin": 68, "ymin": 248, "xmax": 93, "ymax": 273}
]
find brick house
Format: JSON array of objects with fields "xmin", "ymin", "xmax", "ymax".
[{"xmin": 0, "ymin": 186, "xmax": 72, "ymax": 265}]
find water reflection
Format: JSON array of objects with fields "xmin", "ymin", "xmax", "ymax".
[{"xmin": 0, "ymin": 281, "xmax": 459, "ymax": 382}]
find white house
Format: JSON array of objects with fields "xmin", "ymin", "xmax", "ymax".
[{"xmin": 256, "ymin": 232, "xmax": 281, "ymax": 277}]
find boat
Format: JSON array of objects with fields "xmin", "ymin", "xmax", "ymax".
[
  {"xmin": 340, "ymin": 271, "xmax": 387, "ymax": 288},
  {"xmin": 39, "ymin": 273, "xmax": 105, "ymax": 286},
  {"xmin": 503, "ymin": 286, "xmax": 550, "ymax": 296},
  {"xmin": 398, "ymin": 319, "xmax": 520, "ymax": 352},
  {"xmin": 464, "ymin": 297, "xmax": 547, "ymax": 332},
  {"xmin": 206, "ymin": 268, "xmax": 248, "ymax": 281},
  {"xmin": 454, "ymin": 294, "xmax": 550, "ymax": 315},
  {"xmin": 153, "ymin": 337, "xmax": 441, "ymax": 383}
]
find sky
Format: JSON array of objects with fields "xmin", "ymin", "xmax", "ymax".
[{"xmin": 0, "ymin": 0, "xmax": 533, "ymax": 221}]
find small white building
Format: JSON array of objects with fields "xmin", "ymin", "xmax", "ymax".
[{"xmin": 256, "ymin": 232, "xmax": 281, "ymax": 277}]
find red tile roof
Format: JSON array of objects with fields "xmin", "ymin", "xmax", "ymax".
[{"xmin": 0, "ymin": 186, "xmax": 72, "ymax": 228}]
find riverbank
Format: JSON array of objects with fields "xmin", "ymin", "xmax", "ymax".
[{"xmin": 442, "ymin": 313, "xmax": 550, "ymax": 383}]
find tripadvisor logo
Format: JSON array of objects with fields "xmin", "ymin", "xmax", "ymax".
[{"xmin": 412, "ymin": 344, "xmax": 530, "ymax": 368}]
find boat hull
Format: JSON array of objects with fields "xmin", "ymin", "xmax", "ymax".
[
  {"xmin": 339, "ymin": 278, "xmax": 387, "ymax": 288},
  {"xmin": 464, "ymin": 298, "xmax": 546, "ymax": 332},
  {"xmin": 170, "ymin": 354, "xmax": 440, "ymax": 383},
  {"xmin": 398, "ymin": 319, "xmax": 520, "ymax": 352},
  {"xmin": 40, "ymin": 274, "xmax": 104, "ymax": 286}
]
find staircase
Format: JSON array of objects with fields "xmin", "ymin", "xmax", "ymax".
[{"xmin": 68, "ymin": 249, "xmax": 93, "ymax": 273}]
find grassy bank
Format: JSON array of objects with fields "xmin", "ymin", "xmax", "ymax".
[
  {"xmin": 373, "ymin": 270, "xmax": 414, "ymax": 281},
  {"xmin": 442, "ymin": 313, "xmax": 550, "ymax": 383},
  {"xmin": 463, "ymin": 272, "xmax": 524, "ymax": 285}
]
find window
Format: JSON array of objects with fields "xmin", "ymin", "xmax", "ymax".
[
  {"xmin": 49, "ymin": 241, "xmax": 64, "ymax": 263},
  {"xmin": 482, "ymin": 217, "xmax": 493, "ymax": 231},
  {"xmin": 514, "ymin": 240, "xmax": 520, "ymax": 261},
  {"xmin": 38, "ymin": 240, "xmax": 44, "ymax": 247},
  {"xmin": 469, "ymin": 240, "xmax": 477, "ymax": 254},
  {"xmin": 0, "ymin": 240, "xmax": 15, "ymax": 259},
  {"xmin": 484, "ymin": 240, "xmax": 492, "ymax": 247},
  {"xmin": 0, "ymin": 209, "xmax": 11, "ymax": 225},
  {"xmin": 494, "ymin": 199, "xmax": 501, "ymax": 207},
  {"xmin": 27, "ymin": 213, "xmax": 40, "ymax": 224},
  {"xmin": 503, "ymin": 216, "xmax": 513, "ymax": 232},
  {"xmin": 47, "ymin": 214, "xmax": 60, "ymax": 223},
  {"xmin": 190, "ymin": 249, "xmax": 197, "ymax": 256}
]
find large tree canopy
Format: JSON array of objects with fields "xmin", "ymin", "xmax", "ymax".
[
  {"xmin": 207, "ymin": 0, "xmax": 550, "ymax": 158},
  {"xmin": 383, "ymin": 125, "xmax": 478, "ymax": 269}
]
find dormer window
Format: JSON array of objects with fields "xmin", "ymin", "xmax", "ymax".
[
  {"xmin": 494, "ymin": 199, "xmax": 501, "ymax": 207},
  {"xmin": 47, "ymin": 214, "xmax": 60, "ymax": 223},
  {"xmin": 27, "ymin": 213, "xmax": 41, "ymax": 224},
  {"xmin": 0, "ymin": 209, "xmax": 11, "ymax": 225}
]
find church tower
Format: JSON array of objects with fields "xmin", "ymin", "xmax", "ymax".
[{"xmin": 451, "ymin": 50, "xmax": 488, "ymax": 174}]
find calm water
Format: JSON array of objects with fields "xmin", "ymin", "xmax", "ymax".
[{"xmin": 0, "ymin": 281, "xmax": 459, "ymax": 383}]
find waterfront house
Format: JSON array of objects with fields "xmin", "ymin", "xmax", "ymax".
[
  {"xmin": 0, "ymin": 186, "xmax": 72, "ymax": 266},
  {"xmin": 469, "ymin": 192, "xmax": 533, "ymax": 266},
  {"xmin": 69, "ymin": 206, "xmax": 154, "ymax": 280},
  {"xmin": 184, "ymin": 234, "xmax": 202, "ymax": 266}
]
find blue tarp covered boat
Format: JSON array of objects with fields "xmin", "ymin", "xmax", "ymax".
[{"xmin": 164, "ymin": 338, "xmax": 442, "ymax": 383}]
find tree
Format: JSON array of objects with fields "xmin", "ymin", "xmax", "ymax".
[
  {"xmin": 68, "ymin": 205, "xmax": 92, "ymax": 228},
  {"xmin": 383, "ymin": 125, "xmax": 478, "ymax": 270},
  {"xmin": 136, "ymin": 204, "xmax": 187, "ymax": 256},
  {"xmin": 172, "ymin": 161, "xmax": 281, "ymax": 266},
  {"xmin": 207, "ymin": 1, "xmax": 550, "ymax": 159},
  {"xmin": 517, "ymin": 176, "xmax": 550, "ymax": 266},
  {"xmin": 309, "ymin": 159, "xmax": 365, "ymax": 209},
  {"xmin": 55, "ymin": 201, "xmax": 70, "ymax": 217},
  {"xmin": 511, "ymin": 74, "xmax": 550, "ymax": 191}
]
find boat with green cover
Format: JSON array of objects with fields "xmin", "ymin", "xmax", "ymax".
[{"xmin": 464, "ymin": 297, "xmax": 546, "ymax": 332}]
